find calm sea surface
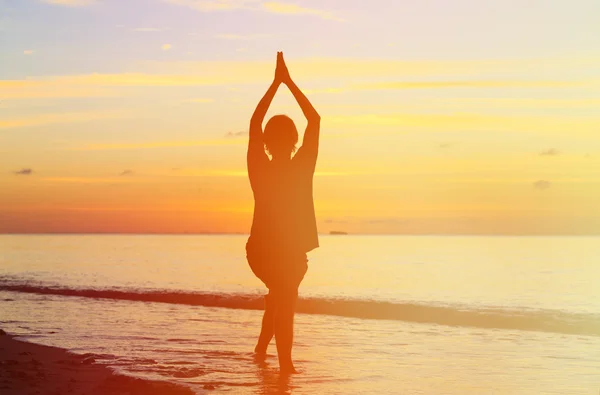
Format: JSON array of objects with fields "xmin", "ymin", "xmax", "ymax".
[{"xmin": 1, "ymin": 235, "xmax": 599, "ymax": 394}]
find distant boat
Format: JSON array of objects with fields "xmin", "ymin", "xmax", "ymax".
[{"xmin": 329, "ymin": 231, "xmax": 348, "ymax": 235}]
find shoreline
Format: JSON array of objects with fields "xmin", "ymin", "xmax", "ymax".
[{"xmin": 0, "ymin": 330, "xmax": 195, "ymax": 395}]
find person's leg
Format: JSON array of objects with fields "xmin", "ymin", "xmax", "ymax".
[
  {"xmin": 255, "ymin": 292, "xmax": 274, "ymax": 355},
  {"xmin": 247, "ymin": 243, "xmax": 275, "ymax": 356},
  {"xmin": 272, "ymin": 287, "xmax": 298, "ymax": 374}
]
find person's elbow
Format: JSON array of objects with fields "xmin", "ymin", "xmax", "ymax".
[{"xmin": 309, "ymin": 113, "xmax": 321, "ymax": 124}]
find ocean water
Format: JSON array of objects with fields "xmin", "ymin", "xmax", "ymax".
[{"xmin": 1, "ymin": 234, "xmax": 599, "ymax": 394}]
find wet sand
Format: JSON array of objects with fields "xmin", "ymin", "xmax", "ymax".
[{"xmin": 0, "ymin": 329, "xmax": 195, "ymax": 395}]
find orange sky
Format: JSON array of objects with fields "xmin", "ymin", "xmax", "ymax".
[{"xmin": 1, "ymin": 0, "xmax": 600, "ymax": 234}]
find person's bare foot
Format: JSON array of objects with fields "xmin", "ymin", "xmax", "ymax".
[
  {"xmin": 254, "ymin": 344, "xmax": 268, "ymax": 355},
  {"xmin": 252, "ymin": 352, "xmax": 268, "ymax": 368},
  {"xmin": 279, "ymin": 363, "xmax": 299, "ymax": 375},
  {"xmin": 253, "ymin": 350, "xmax": 267, "ymax": 361}
]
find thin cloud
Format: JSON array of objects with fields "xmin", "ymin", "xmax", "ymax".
[
  {"xmin": 120, "ymin": 169, "xmax": 134, "ymax": 176},
  {"xmin": 324, "ymin": 218, "xmax": 348, "ymax": 224},
  {"xmin": 4, "ymin": 57, "xmax": 599, "ymax": 102},
  {"xmin": 14, "ymin": 168, "xmax": 33, "ymax": 175},
  {"xmin": 162, "ymin": 44, "xmax": 172, "ymax": 51},
  {"xmin": 533, "ymin": 180, "xmax": 551, "ymax": 190},
  {"xmin": 41, "ymin": 177, "xmax": 130, "ymax": 184},
  {"xmin": 439, "ymin": 142, "xmax": 453, "ymax": 148},
  {"xmin": 0, "ymin": 111, "xmax": 126, "ymax": 130},
  {"xmin": 215, "ymin": 33, "xmax": 268, "ymax": 40},
  {"xmin": 183, "ymin": 98, "xmax": 214, "ymax": 103},
  {"xmin": 165, "ymin": 0, "xmax": 344, "ymax": 21},
  {"xmin": 303, "ymin": 87, "xmax": 346, "ymax": 95},
  {"xmin": 314, "ymin": 171, "xmax": 354, "ymax": 176},
  {"xmin": 433, "ymin": 98, "xmax": 600, "ymax": 110},
  {"xmin": 41, "ymin": 0, "xmax": 97, "ymax": 6},
  {"xmin": 1, "ymin": 74, "xmax": 223, "ymax": 93},
  {"xmin": 23, "ymin": 50, "xmax": 34, "ymax": 55},
  {"xmin": 0, "ymin": 79, "xmax": 116, "ymax": 99},
  {"xmin": 363, "ymin": 218, "xmax": 407, "ymax": 225},
  {"xmin": 70, "ymin": 139, "xmax": 243, "ymax": 151},
  {"xmin": 540, "ymin": 148, "xmax": 560, "ymax": 156},
  {"xmin": 352, "ymin": 80, "xmax": 591, "ymax": 91},
  {"xmin": 225, "ymin": 131, "xmax": 246, "ymax": 137},
  {"xmin": 163, "ymin": 0, "xmax": 254, "ymax": 12},
  {"xmin": 166, "ymin": 168, "xmax": 358, "ymax": 177},
  {"xmin": 326, "ymin": 113, "xmax": 600, "ymax": 136},
  {"xmin": 3, "ymin": 57, "xmax": 599, "ymax": 100},
  {"xmin": 132, "ymin": 27, "xmax": 168, "ymax": 32},
  {"xmin": 262, "ymin": 2, "xmax": 345, "ymax": 22}
]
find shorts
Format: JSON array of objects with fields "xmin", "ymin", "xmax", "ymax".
[{"xmin": 246, "ymin": 241, "xmax": 308, "ymax": 292}]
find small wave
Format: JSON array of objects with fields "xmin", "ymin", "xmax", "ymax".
[{"xmin": 1, "ymin": 283, "xmax": 599, "ymax": 337}]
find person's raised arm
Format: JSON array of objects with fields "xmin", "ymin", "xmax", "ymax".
[
  {"xmin": 249, "ymin": 52, "xmax": 293, "ymax": 148},
  {"xmin": 278, "ymin": 52, "xmax": 320, "ymax": 153},
  {"xmin": 249, "ymin": 80, "xmax": 280, "ymax": 147}
]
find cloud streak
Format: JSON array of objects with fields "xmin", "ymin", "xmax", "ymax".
[
  {"xmin": 325, "ymin": 113, "xmax": 600, "ymax": 136},
  {"xmin": 225, "ymin": 131, "xmax": 246, "ymax": 137},
  {"xmin": 69, "ymin": 139, "xmax": 243, "ymax": 151},
  {"xmin": 41, "ymin": 0, "xmax": 96, "ymax": 6},
  {"xmin": 0, "ymin": 80, "xmax": 116, "ymax": 99},
  {"xmin": 262, "ymin": 2, "xmax": 344, "ymax": 21},
  {"xmin": 132, "ymin": 27, "xmax": 168, "ymax": 32},
  {"xmin": 0, "ymin": 111, "xmax": 126, "ymax": 130},
  {"xmin": 351, "ymin": 80, "xmax": 592, "ymax": 91},
  {"xmin": 163, "ymin": 0, "xmax": 254, "ymax": 12},
  {"xmin": 164, "ymin": 0, "xmax": 344, "ymax": 21},
  {"xmin": 533, "ymin": 180, "xmax": 551, "ymax": 190},
  {"xmin": 14, "ymin": 168, "xmax": 33, "ymax": 176},
  {"xmin": 540, "ymin": 148, "xmax": 560, "ymax": 156},
  {"xmin": 168, "ymin": 169, "xmax": 356, "ymax": 177},
  {"xmin": 3, "ymin": 57, "xmax": 599, "ymax": 100},
  {"xmin": 41, "ymin": 177, "xmax": 131, "ymax": 184},
  {"xmin": 215, "ymin": 33, "xmax": 268, "ymax": 40},
  {"xmin": 182, "ymin": 98, "xmax": 214, "ymax": 103}
]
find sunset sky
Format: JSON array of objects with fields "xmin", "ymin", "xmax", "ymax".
[{"xmin": 1, "ymin": 0, "xmax": 600, "ymax": 234}]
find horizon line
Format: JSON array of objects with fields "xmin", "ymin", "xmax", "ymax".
[{"xmin": 1, "ymin": 232, "xmax": 599, "ymax": 237}]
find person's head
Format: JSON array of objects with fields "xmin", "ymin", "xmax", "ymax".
[{"xmin": 263, "ymin": 115, "xmax": 298, "ymax": 159}]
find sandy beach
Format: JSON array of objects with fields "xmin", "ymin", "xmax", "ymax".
[{"xmin": 0, "ymin": 329, "xmax": 195, "ymax": 395}]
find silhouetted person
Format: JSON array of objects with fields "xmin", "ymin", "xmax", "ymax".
[{"xmin": 246, "ymin": 52, "xmax": 320, "ymax": 374}]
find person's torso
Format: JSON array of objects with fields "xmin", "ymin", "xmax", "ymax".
[{"xmin": 249, "ymin": 158, "xmax": 318, "ymax": 253}]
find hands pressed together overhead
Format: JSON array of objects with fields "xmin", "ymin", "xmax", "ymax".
[
  {"xmin": 275, "ymin": 51, "xmax": 292, "ymax": 85},
  {"xmin": 249, "ymin": 50, "xmax": 320, "ymax": 142}
]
